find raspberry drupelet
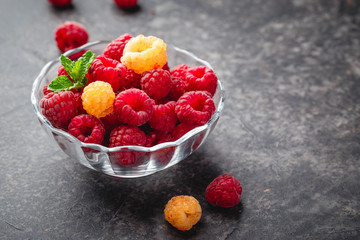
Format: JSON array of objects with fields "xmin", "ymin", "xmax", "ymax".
[
  {"xmin": 205, "ymin": 174, "xmax": 242, "ymax": 208},
  {"xmin": 113, "ymin": 88, "xmax": 154, "ymax": 126}
]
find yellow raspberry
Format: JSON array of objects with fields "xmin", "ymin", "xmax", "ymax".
[
  {"xmin": 164, "ymin": 195, "xmax": 202, "ymax": 231},
  {"xmin": 121, "ymin": 34, "xmax": 167, "ymax": 74},
  {"xmin": 81, "ymin": 81, "xmax": 115, "ymax": 118}
]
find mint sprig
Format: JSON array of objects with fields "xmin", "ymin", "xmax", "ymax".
[{"xmin": 48, "ymin": 50, "xmax": 95, "ymax": 93}]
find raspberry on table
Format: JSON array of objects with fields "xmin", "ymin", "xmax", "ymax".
[
  {"xmin": 102, "ymin": 34, "xmax": 133, "ymax": 62},
  {"xmin": 205, "ymin": 174, "xmax": 242, "ymax": 208},
  {"xmin": 141, "ymin": 69, "xmax": 172, "ymax": 100},
  {"xmin": 187, "ymin": 66, "xmax": 218, "ymax": 96},
  {"xmin": 113, "ymin": 0, "xmax": 138, "ymax": 8},
  {"xmin": 40, "ymin": 91, "xmax": 77, "ymax": 129},
  {"xmin": 109, "ymin": 125, "xmax": 146, "ymax": 166},
  {"xmin": 88, "ymin": 55, "xmax": 127, "ymax": 92},
  {"xmin": 81, "ymin": 81, "xmax": 115, "ymax": 119},
  {"xmin": 164, "ymin": 195, "xmax": 202, "ymax": 231},
  {"xmin": 121, "ymin": 35, "xmax": 167, "ymax": 74},
  {"xmin": 48, "ymin": 0, "xmax": 72, "ymax": 7},
  {"xmin": 113, "ymin": 88, "xmax": 154, "ymax": 126},
  {"xmin": 55, "ymin": 21, "xmax": 89, "ymax": 53},
  {"xmin": 68, "ymin": 114, "xmax": 105, "ymax": 145},
  {"xmin": 175, "ymin": 91, "xmax": 216, "ymax": 126},
  {"xmin": 148, "ymin": 101, "xmax": 177, "ymax": 132}
]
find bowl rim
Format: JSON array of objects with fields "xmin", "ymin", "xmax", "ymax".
[{"xmin": 31, "ymin": 40, "xmax": 225, "ymax": 153}]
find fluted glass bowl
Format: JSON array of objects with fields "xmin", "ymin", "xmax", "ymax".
[{"xmin": 31, "ymin": 40, "xmax": 225, "ymax": 178}]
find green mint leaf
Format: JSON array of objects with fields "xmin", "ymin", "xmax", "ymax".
[
  {"xmin": 77, "ymin": 50, "xmax": 95, "ymax": 81},
  {"xmin": 50, "ymin": 51, "xmax": 95, "ymax": 92},
  {"xmin": 60, "ymin": 55, "xmax": 74, "ymax": 77},
  {"xmin": 47, "ymin": 75, "xmax": 75, "ymax": 93}
]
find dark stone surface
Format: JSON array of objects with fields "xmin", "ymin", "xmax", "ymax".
[{"xmin": 1, "ymin": 0, "xmax": 360, "ymax": 239}]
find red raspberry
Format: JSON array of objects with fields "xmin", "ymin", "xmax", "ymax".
[
  {"xmin": 55, "ymin": 21, "xmax": 89, "ymax": 53},
  {"xmin": 171, "ymin": 64, "xmax": 190, "ymax": 78},
  {"xmin": 141, "ymin": 69, "xmax": 172, "ymax": 100},
  {"xmin": 74, "ymin": 92, "xmax": 85, "ymax": 115},
  {"xmin": 88, "ymin": 56, "xmax": 127, "ymax": 92},
  {"xmin": 122, "ymin": 68, "xmax": 141, "ymax": 90},
  {"xmin": 175, "ymin": 91, "xmax": 215, "ymax": 126},
  {"xmin": 39, "ymin": 91, "xmax": 77, "ymax": 129},
  {"xmin": 146, "ymin": 130, "xmax": 174, "ymax": 165},
  {"xmin": 187, "ymin": 66, "xmax": 218, "ymax": 96},
  {"xmin": 68, "ymin": 114, "xmax": 105, "ymax": 145},
  {"xmin": 168, "ymin": 64, "xmax": 192, "ymax": 100},
  {"xmin": 43, "ymin": 83, "xmax": 53, "ymax": 96},
  {"xmin": 113, "ymin": 88, "xmax": 154, "ymax": 126},
  {"xmin": 148, "ymin": 101, "xmax": 177, "ymax": 132},
  {"xmin": 113, "ymin": 0, "xmax": 138, "ymax": 8},
  {"xmin": 102, "ymin": 34, "xmax": 133, "ymax": 62},
  {"xmin": 146, "ymin": 130, "xmax": 173, "ymax": 147},
  {"xmin": 162, "ymin": 62, "xmax": 170, "ymax": 72},
  {"xmin": 205, "ymin": 174, "xmax": 242, "ymax": 208},
  {"xmin": 172, "ymin": 123, "xmax": 195, "ymax": 140},
  {"xmin": 109, "ymin": 125, "xmax": 146, "ymax": 166},
  {"xmin": 57, "ymin": 65, "xmax": 71, "ymax": 80},
  {"xmin": 48, "ymin": 0, "xmax": 72, "ymax": 7},
  {"xmin": 100, "ymin": 111, "xmax": 120, "ymax": 134}
]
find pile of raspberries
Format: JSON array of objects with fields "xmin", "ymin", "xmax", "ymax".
[{"xmin": 40, "ymin": 32, "xmax": 218, "ymax": 166}]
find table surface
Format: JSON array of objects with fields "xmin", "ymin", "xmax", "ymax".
[{"xmin": 1, "ymin": 0, "xmax": 360, "ymax": 239}]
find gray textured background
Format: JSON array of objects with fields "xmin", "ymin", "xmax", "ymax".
[{"xmin": 0, "ymin": 0, "xmax": 359, "ymax": 239}]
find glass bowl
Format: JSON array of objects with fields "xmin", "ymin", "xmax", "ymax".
[{"xmin": 31, "ymin": 40, "xmax": 225, "ymax": 178}]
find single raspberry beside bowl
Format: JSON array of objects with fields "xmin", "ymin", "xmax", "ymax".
[
  {"xmin": 205, "ymin": 174, "xmax": 242, "ymax": 208},
  {"xmin": 102, "ymin": 34, "xmax": 133, "ymax": 61},
  {"xmin": 109, "ymin": 125, "xmax": 146, "ymax": 166},
  {"xmin": 175, "ymin": 91, "xmax": 216, "ymax": 126},
  {"xmin": 55, "ymin": 21, "xmax": 89, "ymax": 53},
  {"xmin": 40, "ymin": 91, "xmax": 77, "ymax": 129},
  {"xmin": 68, "ymin": 114, "xmax": 105, "ymax": 145},
  {"xmin": 88, "ymin": 55, "xmax": 127, "ymax": 92},
  {"xmin": 113, "ymin": 88, "xmax": 154, "ymax": 126},
  {"xmin": 164, "ymin": 195, "xmax": 202, "ymax": 231},
  {"xmin": 141, "ymin": 69, "xmax": 172, "ymax": 100}
]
